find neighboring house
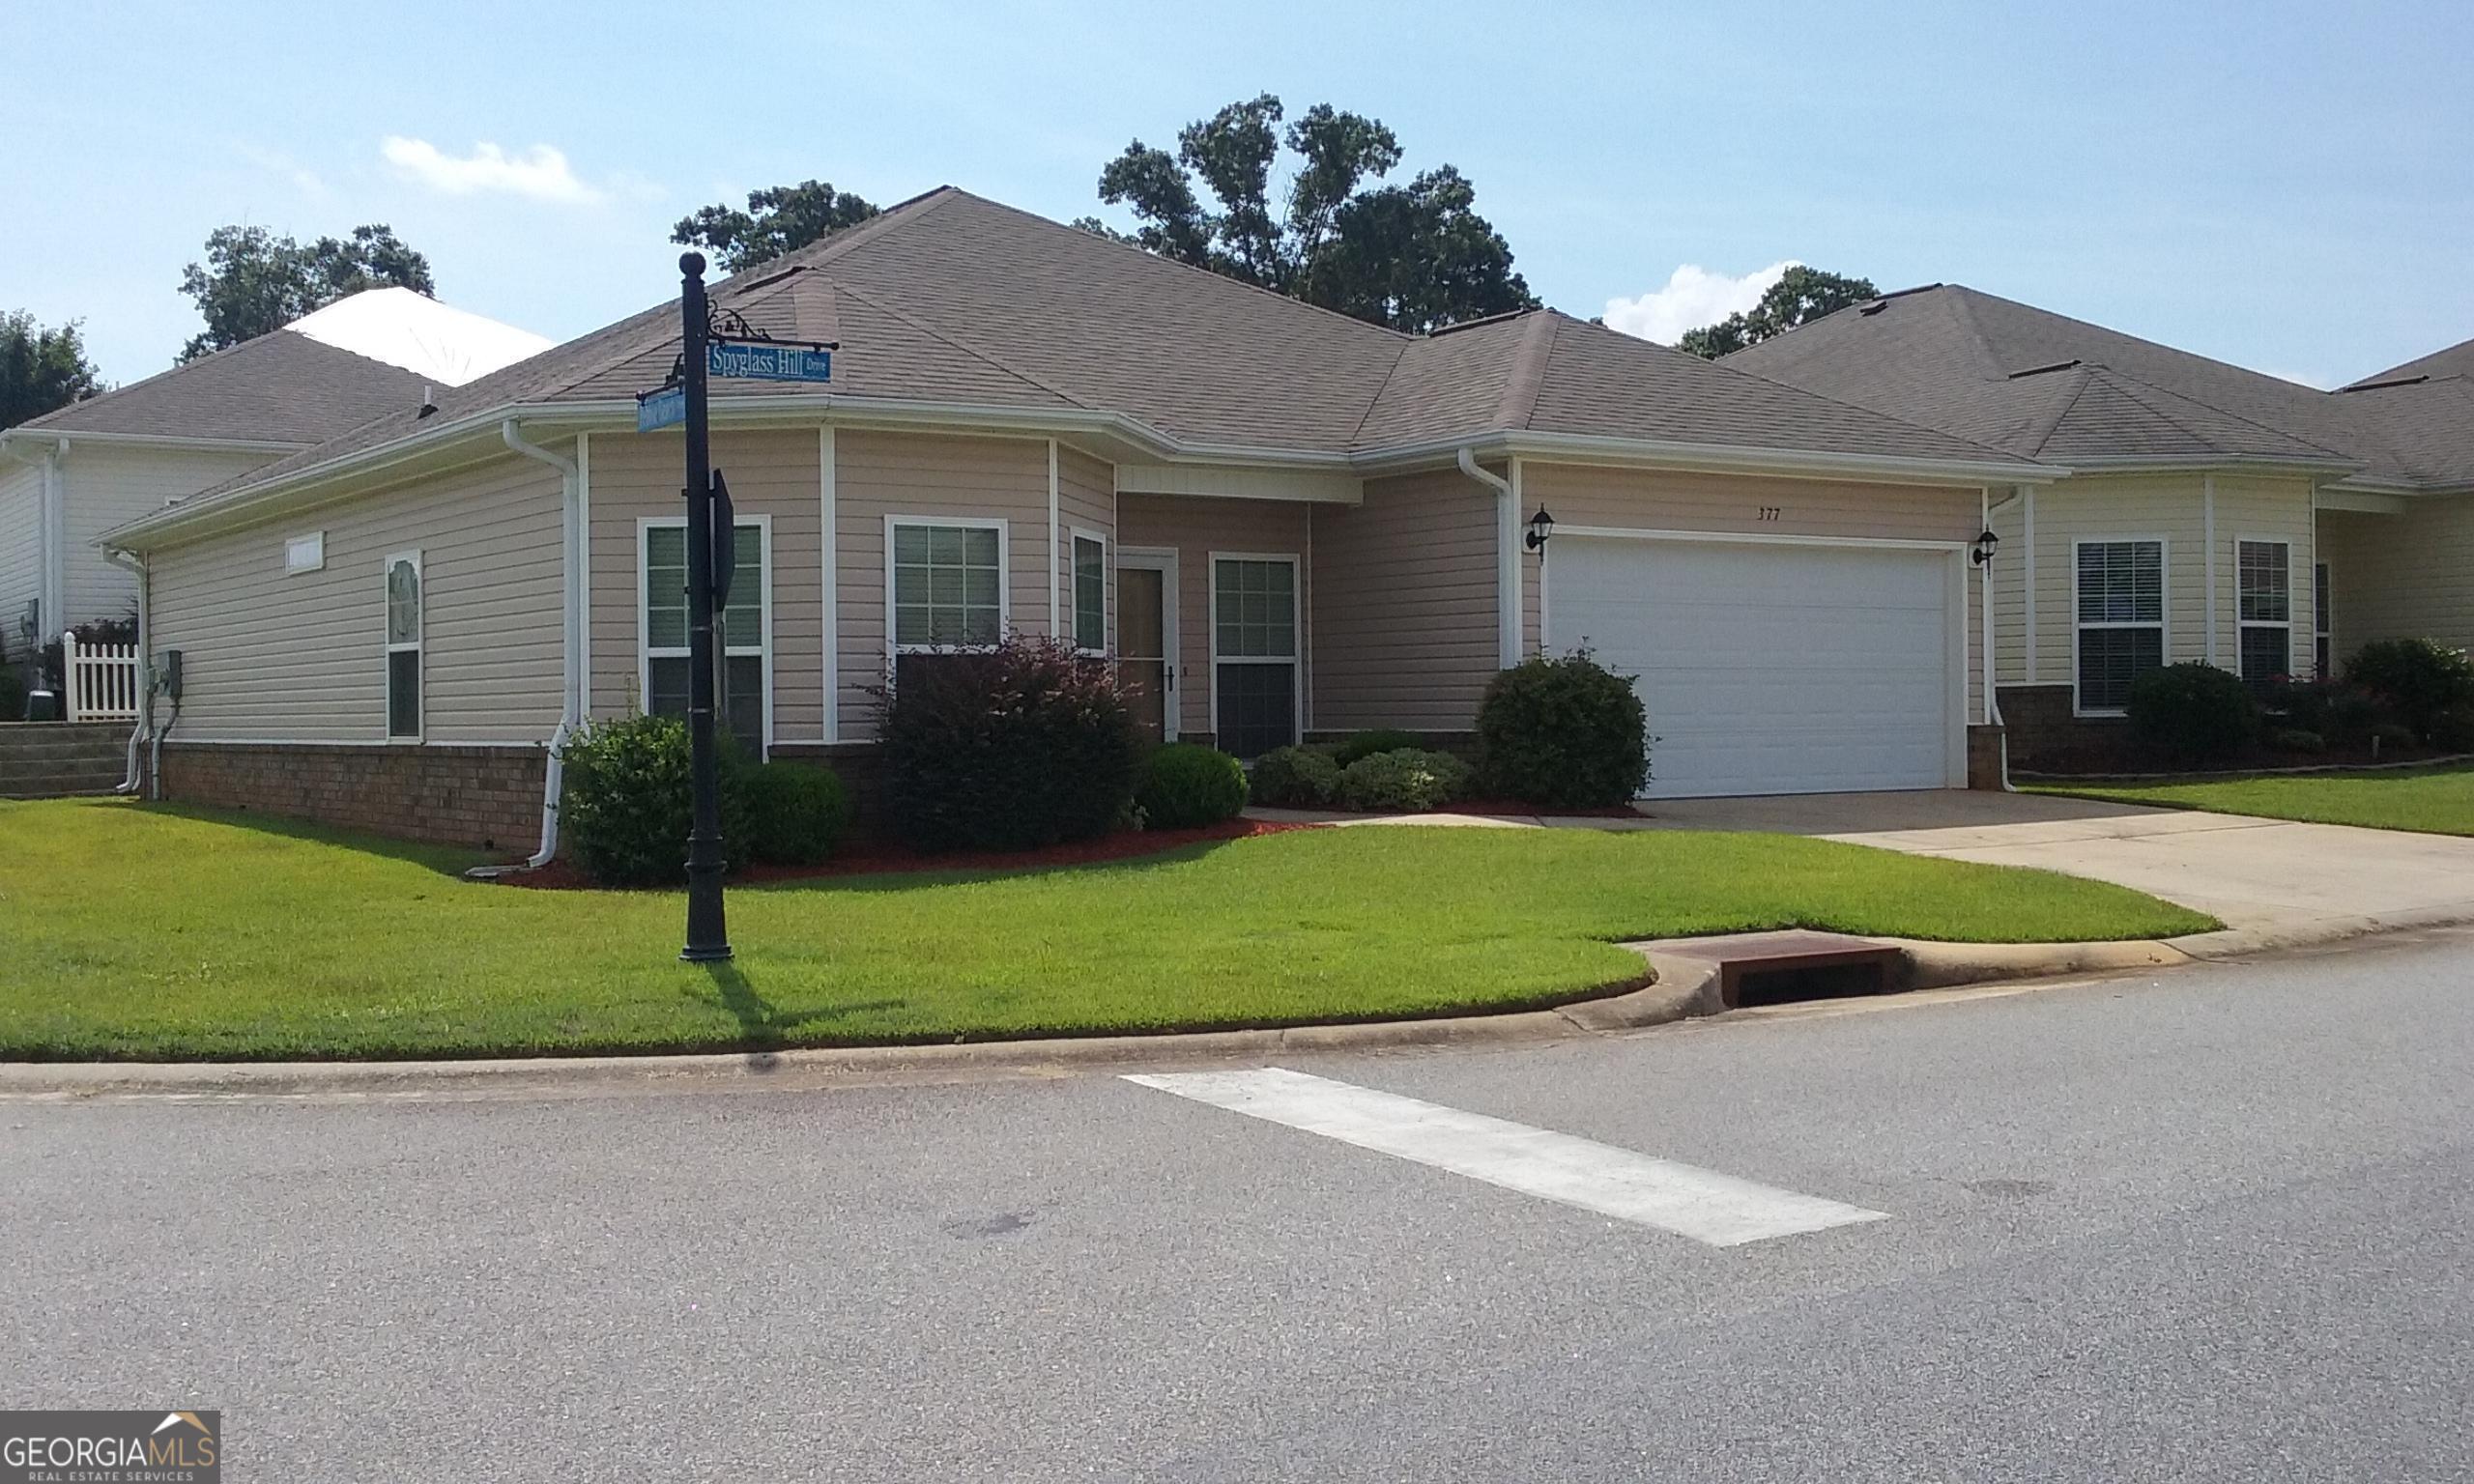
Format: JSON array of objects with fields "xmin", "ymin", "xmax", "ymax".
[
  {"xmin": 1725, "ymin": 287, "xmax": 2474, "ymax": 761},
  {"xmin": 94, "ymin": 188, "xmax": 2053, "ymax": 851},
  {"xmin": 0, "ymin": 289, "xmax": 552, "ymax": 661}
]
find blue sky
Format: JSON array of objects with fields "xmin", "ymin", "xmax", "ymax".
[{"xmin": 8, "ymin": 0, "xmax": 2470, "ymax": 389}]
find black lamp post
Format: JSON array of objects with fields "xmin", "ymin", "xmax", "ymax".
[
  {"xmin": 1525, "ymin": 506, "xmax": 1557, "ymax": 553},
  {"xmin": 677, "ymin": 252, "xmax": 732, "ymax": 963},
  {"xmin": 1971, "ymin": 528, "xmax": 1999, "ymax": 566}
]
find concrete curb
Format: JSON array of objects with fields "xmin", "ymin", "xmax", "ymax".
[{"xmin": 11, "ymin": 909, "xmax": 2469, "ymax": 1100}]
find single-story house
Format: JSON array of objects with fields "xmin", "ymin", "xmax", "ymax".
[
  {"xmin": 1, "ymin": 289, "xmax": 549, "ymax": 658},
  {"xmin": 1724, "ymin": 286, "xmax": 2474, "ymax": 762},
  {"xmin": 95, "ymin": 187, "xmax": 2061, "ymax": 852}
]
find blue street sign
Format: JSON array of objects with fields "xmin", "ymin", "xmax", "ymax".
[
  {"xmin": 707, "ymin": 341, "xmax": 833, "ymax": 383},
  {"xmin": 637, "ymin": 385, "xmax": 686, "ymax": 432}
]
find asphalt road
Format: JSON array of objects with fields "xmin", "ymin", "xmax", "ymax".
[{"xmin": 7, "ymin": 932, "xmax": 2472, "ymax": 1481}]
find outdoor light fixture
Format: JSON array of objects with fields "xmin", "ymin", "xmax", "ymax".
[
  {"xmin": 1526, "ymin": 506, "xmax": 1557, "ymax": 552},
  {"xmin": 1971, "ymin": 528, "xmax": 1999, "ymax": 566}
]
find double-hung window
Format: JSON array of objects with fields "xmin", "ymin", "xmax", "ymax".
[
  {"xmin": 385, "ymin": 552, "xmax": 422, "ymax": 739},
  {"xmin": 1072, "ymin": 533, "xmax": 1107, "ymax": 653},
  {"xmin": 2076, "ymin": 539, "xmax": 2165, "ymax": 713},
  {"xmin": 2315, "ymin": 561, "xmax": 2333, "ymax": 679},
  {"xmin": 889, "ymin": 519, "xmax": 1006, "ymax": 688},
  {"xmin": 1212, "ymin": 556, "xmax": 1299, "ymax": 757},
  {"xmin": 2237, "ymin": 539, "xmax": 2292, "ymax": 684},
  {"xmin": 643, "ymin": 519, "xmax": 768, "ymax": 755}
]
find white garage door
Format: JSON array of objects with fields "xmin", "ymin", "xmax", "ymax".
[{"xmin": 1548, "ymin": 536, "xmax": 1961, "ymax": 799}]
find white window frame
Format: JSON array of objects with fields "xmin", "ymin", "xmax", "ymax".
[
  {"xmin": 2315, "ymin": 560, "xmax": 2333, "ymax": 680},
  {"xmin": 285, "ymin": 531, "xmax": 325, "ymax": 575},
  {"xmin": 1069, "ymin": 527, "xmax": 1108, "ymax": 655},
  {"xmin": 2072, "ymin": 535, "xmax": 2171, "ymax": 718},
  {"xmin": 1207, "ymin": 550, "xmax": 1304, "ymax": 750},
  {"xmin": 637, "ymin": 513, "xmax": 774, "ymax": 754},
  {"xmin": 884, "ymin": 515, "xmax": 1010, "ymax": 659},
  {"xmin": 2235, "ymin": 536, "xmax": 2293, "ymax": 685},
  {"xmin": 383, "ymin": 550, "xmax": 422, "ymax": 743}
]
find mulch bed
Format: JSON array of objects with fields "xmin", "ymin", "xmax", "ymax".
[{"xmin": 499, "ymin": 817, "xmax": 1324, "ymax": 890}]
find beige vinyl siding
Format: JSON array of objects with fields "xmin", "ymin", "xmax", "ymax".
[
  {"xmin": 1990, "ymin": 494, "xmax": 2028, "ymax": 683},
  {"xmin": 834, "ymin": 430, "xmax": 1052, "ymax": 733},
  {"xmin": 1515, "ymin": 461, "xmax": 1987, "ymax": 719},
  {"xmin": 0, "ymin": 464, "xmax": 36, "ymax": 642},
  {"xmin": 152, "ymin": 454, "xmax": 563, "ymax": 743},
  {"xmin": 1117, "ymin": 493, "xmax": 1311, "ymax": 739},
  {"xmin": 1054, "ymin": 444, "xmax": 1115, "ymax": 649},
  {"xmin": 2318, "ymin": 498, "xmax": 2474, "ymax": 663},
  {"xmin": 1310, "ymin": 466, "xmax": 1496, "ymax": 730},
  {"xmin": 2211, "ymin": 472, "xmax": 2316, "ymax": 679},
  {"xmin": 65, "ymin": 443, "xmax": 277, "ymax": 628},
  {"xmin": 588, "ymin": 428, "xmax": 822, "ymax": 743}
]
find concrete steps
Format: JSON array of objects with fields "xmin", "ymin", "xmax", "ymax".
[{"xmin": 0, "ymin": 723, "xmax": 134, "ymax": 799}]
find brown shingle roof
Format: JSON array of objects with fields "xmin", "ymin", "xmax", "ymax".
[{"xmin": 18, "ymin": 328, "xmax": 429, "ymax": 444}]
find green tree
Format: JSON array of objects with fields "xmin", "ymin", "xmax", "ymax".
[
  {"xmin": 1, "ymin": 312, "xmax": 104, "ymax": 428},
  {"xmin": 1094, "ymin": 94, "xmax": 1537, "ymax": 332},
  {"xmin": 178, "ymin": 224, "xmax": 436, "ymax": 361},
  {"xmin": 1678, "ymin": 266, "xmax": 1878, "ymax": 357},
  {"xmin": 673, "ymin": 181, "xmax": 880, "ymax": 273}
]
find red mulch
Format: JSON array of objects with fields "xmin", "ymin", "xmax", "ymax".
[{"xmin": 497, "ymin": 817, "xmax": 1324, "ymax": 890}]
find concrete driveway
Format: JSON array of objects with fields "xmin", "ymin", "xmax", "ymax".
[{"xmin": 1640, "ymin": 789, "xmax": 2474, "ymax": 935}]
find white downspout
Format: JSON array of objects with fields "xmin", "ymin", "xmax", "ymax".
[
  {"xmin": 101, "ymin": 547, "xmax": 149, "ymax": 793},
  {"xmin": 1457, "ymin": 447, "xmax": 1520, "ymax": 668},
  {"xmin": 502, "ymin": 419, "xmax": 583, "ymax": 869},
  {"xmin": 1983, "ymin": 486, "xmax": 2025, "ymax": 727}
]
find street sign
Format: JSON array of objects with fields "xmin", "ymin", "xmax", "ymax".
[
  {"xmin": 707, "ymin": 341, "xmax": 833, "ymax": 384},
  {"xmin": 637, "ymin": 385, "xmax": 686, "ymax": 432},
  {"xmin": 708, "ymin": 470, "xmax": 735, "ymax": 608}
]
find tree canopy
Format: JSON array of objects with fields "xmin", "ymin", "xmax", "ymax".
[
  {"xmin": 1, "ymin": 311, "xmax": 103, "ymax": 429},
  {"xmin": 178, "ymin": 224, "xmax": 436, "ymax": 361},
  {"xmin": 1089, "ymin": 95, "xmax": 1536, "ymax": 332},
  {"xmin": 1677, "ymin": 266, "xmax": 1879, "ymax": 357},
  {"xmin": 673, "ymin": 181, "xmax": 880, "ymax": 273}
]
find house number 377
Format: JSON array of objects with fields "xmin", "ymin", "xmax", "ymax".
[{"xmin": 1755, "ymin": 506, "xmax": 1783, "ymax": 522}]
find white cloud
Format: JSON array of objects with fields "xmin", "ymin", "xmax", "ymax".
[
  {"xmin": 236, "ymin": 142, "xmax": 326, "ymax": 197},
  {"xmin": 1602, "ymin": 260, "xmax": 1798, "ymax": 346},
  {"xmin": 381, "ymin": 136, "xmax": 604, "ymax": 205}
]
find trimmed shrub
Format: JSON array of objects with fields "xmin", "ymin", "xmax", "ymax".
[
  {"xmin": 2431, "ymin": 702, "xmax": 2474, "ymax": 755},
  {"xmin": 873, "ymin": 634, "xmax": 1143, "ymax": 852},
  {"xmin": 557, "ymin": 713, "xmax": 755, "ymax": 886},
  {"xmin": 1250, "ymin": 745, "xmax": 1342, "ymax": 807},
  {"xmin": 2127, "ymin": 664, "xmax": 2258, "ymax": 764},
  {"xmin": 2371, "ymin": 723, "xmax": 2419, "ymax": 756},
  {"xmin": 1136, "ymin": 743, "xmax": 1249, "ymax": 828},
  {"xmin": 1334, "ymin": 728, "xmax": 1426, "ymax": 767},
  {"xmin": 2345, "ymin": 639, "xmax": 2474, "ymax": 743},
  {"xmin": 2267, "ymin": 677, "xmax": 2384, "ymax": 749},
  {"xmin": 1475, "ymin": 650, "xmax": 1649, "ymax": 808},
  {"xmin": 736, "ymin": 761, "xmax": 849, "ymax": 867},
  {"xmin": 1338, "ymin": 748, "xmax": 1474, "ymax": 812},
  {"xmin": 2266, "ymin": 728, "xmax": 2325, "ymax": 755}
]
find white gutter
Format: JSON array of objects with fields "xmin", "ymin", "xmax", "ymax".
[
  {"xmin": 501, "ymin": 419, "xmax": 584, "ymax": 869},
  {"xmin": 100, "ymin": 547, "xmax": 151, "ymax": 793},
  {"xmin": 1458, "ymin": 447, "xmax": 1522, "ymax": 668}
]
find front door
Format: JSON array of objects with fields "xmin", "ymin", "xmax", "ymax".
[{"xmin": 1116, "ymin": 551, "xmax": 1177, "ymax": 742}]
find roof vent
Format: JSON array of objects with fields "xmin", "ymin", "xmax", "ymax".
[
  {"xmin": 2006, "ymin": 358, "xmax": 2082, "ymax": 380},
  {"xmin": 2340, "ymin": 374, "xmax": 2431, "ymax": 393},
  {"xmin": 1858, "ymin": 300, "xmax": 1889, "ymax": 316},
  {"xmin": 417, "ymin": 385, "xmax": 439, "ymax": 419}
]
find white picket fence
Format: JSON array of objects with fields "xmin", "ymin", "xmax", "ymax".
[{"xmin": 62, "ymin": 634, "xmax": 141, "ymax": 723}]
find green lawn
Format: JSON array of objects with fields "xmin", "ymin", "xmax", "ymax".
[
  {"xmin": 0, "ymin": 799, "xmax": 2214, "ymax": 1061},
  {"xmin": 2028, "ymin": 763, "xmax": 2474, "ymax": 837}
]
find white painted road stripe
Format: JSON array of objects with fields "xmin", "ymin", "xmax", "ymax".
[{"xmin": 1124, "ymin": 1068, "xmax": 1888, "ymax": 1247}]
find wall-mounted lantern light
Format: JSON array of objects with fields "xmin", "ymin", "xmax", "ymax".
[
  {"xmin": 1971, "ymin": 528, "xmax": 1999, "ymax": 566},
  {"xmin": 1525, "ymin": 506, "xmax": 1557, "ymax": 553}
]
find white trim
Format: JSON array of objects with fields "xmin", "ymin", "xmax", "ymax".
[
  {"xmin": 2307, "ymin": 480, "xmax": 2322, "ymax": 678},
  {"xmin": 1116, "ymin": 546, "xmax": 1179, "ymax": 742},
  {"xmin": 1067, "ymin": 526, "xmax": 1109, "ymax": 654},
  {"xmin": 2023, "ymin": 484, "xmax": 2038, "ymax": 685},
  {"xmin": 2316, "ymin": 488, "xmax": 2409, "ymax": 515},
  {"xmin": 575, "ymin": 432, "xmax": 592, "ymax": 719},
  {"xmin": 1206, "ymin": 550, "xmax": 1304, "ymax": 750},
  {"xmin": 1947, "ymin": 549, "xmax": 1970, "ymax": 786},
  {"xmin": 2071, "ymin": 534, "xmax": 2172, "ymax": 718},
  {"xmin": 2314, "ymin": 556, "xmax": 2335, "ymax": 680},
  {"xmin": 383, "ymin": 549, "xmax": 423, "ymax": 743},
  {"xmin": 1, "ymin": 428, "xmax": 307, "ymax": 455},
  {"xmin": 883, "ymin": 514, "xmax": 1011, "ymax": 658},
  {"xmin": 283, "ymin": 530, "xmax": 325, "ymax": 575},
  {"xmin": 820, "ymin": 424, "xmax": 838, "ymax": 743},
  {"xmin": 157, "ymin": 737, "xmax": 554, "ymax": 750},
  {"xmin": 1552, "ymin": 524, "xmax": 1969, "ymax": 553},
  {"xmin": 2233, "ymin": 534, "xmax": 2296, "ymax": 683},
  {"xmin": 2201, "ymin": 473, "xmax": 2218, "ymax": 667},
  {"xmin": 1504, "ymin": 457, "xmax": 1525, "ymax": 669},
  {"xmin": 638, "ymin": 512, "xmax": 775, "ymax": 756},
  {"xmin": 1046, "ymin": 440, "xmax": 1062, "ymax": 639}
]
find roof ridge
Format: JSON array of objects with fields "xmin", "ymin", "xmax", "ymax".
[
  {"xmin": 2015, "ymin": 363, "xmax": 2098, "ymax": 456},
  {"xmin": 829, "ymin": 279, "xmax": 1093, "ymax": 410},
  {"xmin": 710, "ymin": 185, "xmax": 963, "ymax": 287},
  {"xmin": 1939, "ymin": 287, "xmax": 2012, "ymax": 383},
  {"xmin": 12, "ymin": 328, "xmax": 417, "ymax": 437},
  {"xmin": 1494, "ymin": 311, "xmax": 1559, "ymax": 430},
  {"xmin": 2092, "ymin": 363, "xmax": 2356, "ymax": 461}
]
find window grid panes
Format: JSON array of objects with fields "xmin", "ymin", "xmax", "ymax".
[
  {"xmin": 2237, "ymin": 540, "xmax": 2291, "ymax": 683},
  {"xmin": 893, "ymin": 524, "xmax": 1002, "ymax": 647},
  {"xmin": 385, "ymin": 556, "xmax": 420, "ymax": 739},
  {"xmin": 2076, "ymin": 541, "xmax": 2165, "ymax": 711},
  {"xmin": 644, "ymin": 522, "xmax": 765, "ymax": 754},
  {"xmin": 1074, "ymin": 536, "xmax": 1107, "ymax": 651},
  {"xmin": 1214, "ymin": 559, "xmax": 1296, "ymax": 659},
  {"xmin": 2315, "ymin": 562, "xmax": 2333, "ymax": 678}
]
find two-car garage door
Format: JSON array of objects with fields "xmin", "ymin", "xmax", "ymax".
[{"xmin": 1548, "ymin": 535, "xmax": 1964, "ymax": 799}]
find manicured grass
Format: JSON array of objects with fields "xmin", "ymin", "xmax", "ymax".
[
  {"xmin": 0, "ymin": 799, "xmax": 2215, "ymax": 1061},
  {"xmin": 2028, "ymin": 763, "xmax": 2474, "ymax": 838}
]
